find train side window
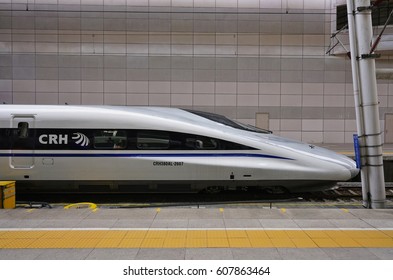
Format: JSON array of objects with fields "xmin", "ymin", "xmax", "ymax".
[
  {"xmin": 94, "ymin": 130, "xmax": 127, "ymax": 149},
  {"xmin": 17, "ymin": 122, "xmax": 29, "ymax": 138},
  {"xmin": 185, "ymin": 137, "xmax": 218, "ymax": 150},
  {"xmin": 221, "ymin": 140, "xmax": 254, "ymax": 150},
  {"xmin": 137, "ymin": 131, "xmax": 169, "ymax": 150}
]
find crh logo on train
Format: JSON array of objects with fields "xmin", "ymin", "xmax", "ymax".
[{"xmin": 38, "ymin": 133, "xmax": 90, "ymax": 146}]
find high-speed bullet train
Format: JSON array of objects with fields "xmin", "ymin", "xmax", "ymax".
[{"xmin": 0, "ymin": 105, "xmax": 358, "ymax": 193}]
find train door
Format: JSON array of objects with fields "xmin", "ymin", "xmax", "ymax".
[{"xmin": 10, "ymin": 116, "xmax": 35, "ymax": 169}]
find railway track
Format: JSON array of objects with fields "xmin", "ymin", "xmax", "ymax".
[
  {"xmin": 299, "ymin": 182, "xmax": 393, "ymax": 202},
  {"xmin": 15, "ymin": 182, "xmax": 393, "ymax": 208}
]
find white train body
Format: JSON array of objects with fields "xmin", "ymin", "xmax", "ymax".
[{"xmin": 0, "ymin": 105, "xmax": 359, "ymax": 193}]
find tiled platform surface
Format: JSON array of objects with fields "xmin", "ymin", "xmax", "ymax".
[{"xmin": 1, "ymin": 207, "xmax": 393, "ymax": 260}]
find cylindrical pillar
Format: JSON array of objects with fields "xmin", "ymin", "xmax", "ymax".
[
  {"xmin": 346, "ymin": 0, "xmax": 369, "ymax": 207},
  {"xmin": 347, "ymin": 0, "xmax": 386, "ymax": 208}
]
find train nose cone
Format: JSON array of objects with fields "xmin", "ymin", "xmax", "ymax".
[
  {"xmin": 344, "ymin": 158, "xmax": 359, "ymax": 179},
  {"xmin": 332, "ymin": 154, "xmax": 359, "ymax": 181},
  {"xmin": 349, "ymin": 165, "xmax": 360, "ymax": 179}
]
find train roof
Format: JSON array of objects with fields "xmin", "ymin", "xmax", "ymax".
[{"xmin": 0, "ymin": 105, "xmax": 269, "ymax": 138}]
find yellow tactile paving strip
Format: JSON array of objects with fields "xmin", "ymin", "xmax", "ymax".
[{"xmin": 1, "ymin": 229, "xmax": 393, "ymax": 249}]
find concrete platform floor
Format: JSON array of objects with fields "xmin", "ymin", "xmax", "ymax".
[{"xmin": 1, "ymin": 207, "xmax": 393, "ymax": 260}]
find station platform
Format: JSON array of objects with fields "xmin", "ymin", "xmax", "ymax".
[{"xmin": 1, "ymin": 207, "xmax": 393, "ymax": 260}]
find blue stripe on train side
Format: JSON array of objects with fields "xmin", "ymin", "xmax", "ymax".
[{"xmin": 0, "ymin": 152, "xmax": 293, "ymax": 160}]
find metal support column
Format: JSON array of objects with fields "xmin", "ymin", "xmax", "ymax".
[{"xmin": 346, "ymin": 0, "xmax": 386, "ymax": 208}]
